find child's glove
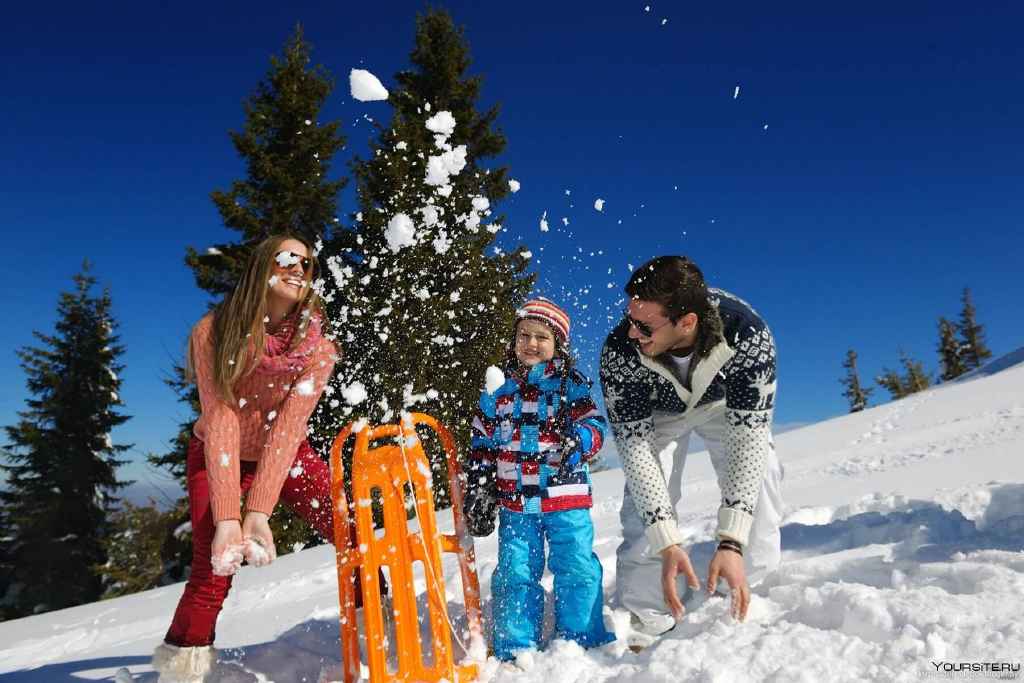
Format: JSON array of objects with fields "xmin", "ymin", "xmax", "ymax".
[
  {"xmin": 463, "ymin": 490, "xmax": 498, "ymax": 537},
  {"xmin": 557, "ymin": 429, "xmax": 585, "ymax": 476}
]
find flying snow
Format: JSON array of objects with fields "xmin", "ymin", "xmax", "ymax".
[{"xmin": 349, "ymin": 69, "xmax": 389, "ymax": 102}]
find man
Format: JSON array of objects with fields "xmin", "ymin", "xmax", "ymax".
[{"xmin": 600, "ymin": 255, "xmax": 784, "ymax": 639}]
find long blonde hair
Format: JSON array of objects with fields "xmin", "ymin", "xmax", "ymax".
[{"xmin": 188, "ymin": 234, "xmax": 323, "ymax": 404}]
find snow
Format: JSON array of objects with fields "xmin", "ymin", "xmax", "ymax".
[
  {"xmin": 539, "ymin": 211, "xmax": 550, "ymax": 232},
  {"xmin": 509, "ymin": 179, "xmax": 521, "ymax": 193},
  {"xmin": 349, "ymin": 69, "xmax": 389, "ymax": 102},
  {"xmin": 296, "ymin": 378, "xmax": 316, "ymax": 396},
  {"xmin": 594, "ymin": 198, "xmax": 605, "ymax": 212},
  {"xmin": 341, "ymin": 382, "xmax": 368, "ymax": 405},
  {"xmin": 425, "ymin": 110, "xmax": 457, "ymax": 137},
  {"xmin": 734, "ymin": 84, "xmax": 740, "ymax": 99},
  {"xmin": 3, "ymin": 354, "xmax": 1023, "ymax": 681},
  {"xmin": 485, "ymin": 366, "xmax": 506, "ymax": 395},
  {"xmin": 384, "ymin": 213, "xmax": 416, "ymax": 252}
]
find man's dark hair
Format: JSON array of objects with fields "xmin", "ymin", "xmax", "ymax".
[{"xmin": 625, "ymin": 256, "xmax": 710, "ymax": 320}]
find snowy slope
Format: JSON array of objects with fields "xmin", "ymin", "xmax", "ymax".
[{"xmin": 2, "ymin": 355, "xmax": 1022, "ymax": 682}]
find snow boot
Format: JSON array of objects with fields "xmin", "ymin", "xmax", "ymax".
[{"xmin": 151, "ymin": 642, "xmax": 215, "ymax": 683}]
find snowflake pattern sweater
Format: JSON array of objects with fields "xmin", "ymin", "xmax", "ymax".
[
  {"xmin": 191, "ymin": 313, "xmax": 337, "ymax": 523},
  {"xmin": 599, "ymin": 288, "xmax": 777, "ymax": 551}
]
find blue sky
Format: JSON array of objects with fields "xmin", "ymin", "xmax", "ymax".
[{"xmin": 2, "ymin": 1, "xmax": 1022, "ymax": 500}]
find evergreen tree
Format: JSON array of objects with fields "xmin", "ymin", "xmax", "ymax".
[
  {"xmin": 957, "ymin": 287, "xmax": 992, "ymax": 370},
  {"xmin": 149, "ymin": 24, "xmax": 347, "ymax": 565},
  {"xmin": 900, "ymin": 352, "xmax": 931, "ymax": 394},
  {"xmin": 937, "ymin": 317, "xmax": 967, "ymax": 381},
  {"xmin": 318, "ymin": 9, "xmax": 533, "ymax": 507},
  {"xmin": 875, "ymin": 367, "xmax": 907, "ymax": 401},
  {"xmin": 0, "ymin": 265, "xmax": 129, "ymax": 619},
  {"xmin": 98, "ymin": 500, "xmax": 183, "ymax": 599},
  {"xmin": 840, "ymin": 349, "xmax": 872, "ymax": 412}
]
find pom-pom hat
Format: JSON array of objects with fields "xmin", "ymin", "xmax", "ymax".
[{"xmin": 517, "ymin": 297, "xmax": 570, "ymax": 343}]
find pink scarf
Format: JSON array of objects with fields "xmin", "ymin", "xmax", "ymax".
[{"xmin": 255, "ymin": 311, "xmax": 324, "ymax": 375}]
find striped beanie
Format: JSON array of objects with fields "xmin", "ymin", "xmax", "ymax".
[{"xmin": 517, "ymin": 297, "xmax": 570, "ymax": 343}]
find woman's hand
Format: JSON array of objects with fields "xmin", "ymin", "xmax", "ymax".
[
  {"xmin": 242, "ymin": 511, "xmax": 277, "ymax": 567},
  {"xmin": 211, "ymin": 520, "xmax": 244, "ymax": 576}
]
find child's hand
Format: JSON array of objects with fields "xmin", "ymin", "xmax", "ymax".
[{"xmin": 463, "ymin": 492, "xmax": 498, "ymax": 537}]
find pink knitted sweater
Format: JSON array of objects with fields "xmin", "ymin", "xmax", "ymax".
[{"xmin": 190, "ymin": 313, "xmax": 338, "ymax": 523}]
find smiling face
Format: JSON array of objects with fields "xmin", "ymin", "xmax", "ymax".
[
  {"xmin": 514, "ymin": 318, "xmax": 557, "ymax": 367},
  {"xmin": 267, "ymin": 238, "xmax": 312, "ymax": 309},
  {"xmin": 626, "ymin": 298, "xmax": 699, "ymax": 357}
]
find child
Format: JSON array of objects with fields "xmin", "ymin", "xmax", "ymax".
[{"xmin": 463, "ymin": 297, "xmax": 615, "ymax": 661}]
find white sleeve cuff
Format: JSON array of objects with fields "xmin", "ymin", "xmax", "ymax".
[
  {"xmin": 644, "ymin": 520, "xmax": 685, "ymax": 555},
  {"xmin": 717, "ymin": 506, "xmax": 754, "ymax": 546}
]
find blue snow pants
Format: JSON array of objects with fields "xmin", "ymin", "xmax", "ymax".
[{"xmin": 490, "ymin": 507, "xmax": 614, "ymax": 661}]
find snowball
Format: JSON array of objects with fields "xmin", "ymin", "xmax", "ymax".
[
  {"xmin": 275, "ymin": 251, "xmax": 300, "ymax": 268},
  {"xmin": 425, "ymin": 146, "xmax": 467, "ymax": 186},
  {"xmin": 425, "ymin": 110, "xmax": 456, "ymax": 137},
  {"xmin": 509, "ymin": 179, "xmax": 521, "ymax": 193},
  {"xmin": 211, "ymin": 547, "xmax": 244, "ymax": 576},
  {"xmin": 349, "ymin": 69, "xmax": 389, "ymax": 101},
  {"xmin": 384, "ymin": 213, "xmax": 416, "ymax": 252},
  {"xmin": 471, "ymin": 196, "xmax": 490, "ymax": 212},
  {"xmin": 485, "ymin": 366, "xmax": 506, "ymax": 395},
  {"xmin": 420, "ymin": 204, "xmax": 439, "ymax": 227},
  {"xmin": 594, "ymin": 198, "xmax": 605, "ymax": 212},
  {"xmin": 342, "ymin": 382, "xmax": 368, "ymax": 405}
]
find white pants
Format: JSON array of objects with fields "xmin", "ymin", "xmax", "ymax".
[{"xmin": 614, "ymin": 406, "xmax": 784, "ymax": 625}]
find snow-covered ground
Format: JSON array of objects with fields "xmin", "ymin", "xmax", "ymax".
[{"xmin": 2, "ymin": 351, "xmax": 1022, "ymax": 682}]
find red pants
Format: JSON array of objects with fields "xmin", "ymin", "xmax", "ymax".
[{"xmin": 165, "ymin": 437, "xmax": 334, "ymax": 647}]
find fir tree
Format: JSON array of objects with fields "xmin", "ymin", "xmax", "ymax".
[
  {"xmin": 840, "ymin": 349, "xmax": 872, "ymax": 412},
  {"xmin": 937, "ymin": 317, "xmax": 967, "ymax": 381},
  {"xmin": 900, "ymin": 352, "xmax": 931, "ymax": 394},
  {"xmin": 957, "ymin": 288, "xmax": 992, "ymax": 370},
  {"xmin": 318, "ymin": 9, "xmax": 534, "ymax": 507},
  {"xmin": 0, "ymin": 265, "xmax": 129, "ymax": 619},
  {"xmin": 149, "ymin": 25, "xmax": 347, "ymax": 565},
  {"xmin": 875, "ymin": 367, "xmax": 907, "ymax": 401}
]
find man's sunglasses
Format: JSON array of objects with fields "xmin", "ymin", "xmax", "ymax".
[
  {"xmin": 274, "ymin": 250, "xmax": 315, "ymax": 274},
  {"xmin": 623, "ymin": 308, "xmax": 674, "ymax": 338}
]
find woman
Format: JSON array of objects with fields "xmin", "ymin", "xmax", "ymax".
[{"xmin": 153, "ymin": 235, "xmax": 338, "ymax": 681}]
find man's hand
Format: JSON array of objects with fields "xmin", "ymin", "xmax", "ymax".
[
  {"xmin": 707, "ymin": 547, "xmax": 751, "ymax": 621},
  {"xmin": 242, "ymin": 511, "xmax": 277, "ymax": 567},
  {"xmin": 660, "ymin": 544, "xmax": 701, "ymax": 620}
]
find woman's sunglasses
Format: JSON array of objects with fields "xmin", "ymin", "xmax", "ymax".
[{"xmin": 274, "ymin": 250, "xmax": 315, "ymax": 274}]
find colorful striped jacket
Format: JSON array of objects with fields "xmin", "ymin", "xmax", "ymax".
[{"xmin": 467, "ymin": 359, "xmax": 607, "ymax": 513}]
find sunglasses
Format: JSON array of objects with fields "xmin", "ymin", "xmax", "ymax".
[
  {"xmin": 623, "ymin": 308, "xmax": 674, "ymax": 338},
  {"xmin": 273, "ymin": 250, "xmax": 315, "ymax": 274}
]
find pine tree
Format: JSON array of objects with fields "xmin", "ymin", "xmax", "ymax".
[
  {"xmin": 840, "ymin": 349, "xmax": 872, "ymax": 412},
  {"xmin": 957, "ymin": 288, "xmax": 992, "ymax": 370},
  {"xmin": 149, "ymin": 24, "xmax": 347, "ymax": 565},
  {"xmin": 0, "ymin": 265, "xmax": 129, "ymax": 619},
  {"xmin": 900, "ymin": 352, "xmax": 931, "ymax": 394},
  {"xmin": 875, "ymin": 367, "xmax": 907, "ymax": 401},
  {"xmin": 937, "ymin": 317, "xmax": 967, "ymax": 381},
  {"xmin": 318, "ymin": 9, "xmax": 533, "ymax": 508}
]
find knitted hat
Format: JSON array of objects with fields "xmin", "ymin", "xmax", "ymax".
[{"xmin": 517, "ymin": 297, "xmax": 570, "ymax": 343}]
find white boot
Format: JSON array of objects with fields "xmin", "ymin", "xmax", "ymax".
[{"xmin": 151, "ymin": 642, "xmax": 215, "ymax": 683}]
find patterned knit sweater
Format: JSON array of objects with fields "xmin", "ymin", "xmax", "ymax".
[
  {"xmin": 191, "ymin": 313, "xmax": 337, "ymax": 523},
  {"xmin": 599, "ymin": 288, "xmax": 777, "ymax": 551},
  {"xmin": 467, "ymin": 359, "xmax": 607, "ymax": 513}
]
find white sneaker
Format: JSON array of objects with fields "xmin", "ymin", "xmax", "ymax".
[{"xmin": 151, "ymin": 642, "xmax": 215, "ymax": 683}]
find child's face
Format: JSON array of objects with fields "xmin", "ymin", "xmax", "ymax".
[{"xmin": 514, "ymin": 319, "xmax": 557, "ymax": 366}]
